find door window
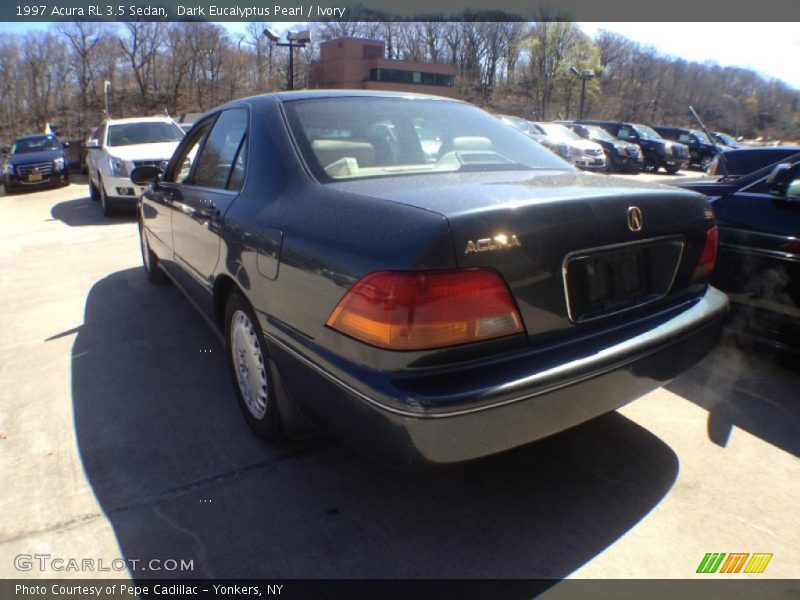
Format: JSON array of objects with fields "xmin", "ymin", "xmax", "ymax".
[
  {"xmin": 193, "ymin": 109, "xmax": 248, "ymax": 189},
  {"xmin": 165, "ymin": 120, "xmax": 213, "ymax": 184}
]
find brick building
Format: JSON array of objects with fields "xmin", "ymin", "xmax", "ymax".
[{"xmin": 309, "ymin": 37, "xmax": 456, "ymax": 97}]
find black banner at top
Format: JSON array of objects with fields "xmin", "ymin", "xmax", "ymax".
[{"xmin": 3, "ymin": 0, "xmax": 800, "ymax": 22}]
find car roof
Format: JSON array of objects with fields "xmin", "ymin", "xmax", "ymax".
[
  {"xmin": 723, "ymin": 146, "xmax": 800, "ymax": 154},
  {"xmin": 272, "ymin": 89, "xmax": 461, "ymax": 102},
  {"xmin": 104, "ymin": 116, "xmax": 178, "ymax": 125},
  {"xmin": 220, "ymin": 90, "xmax": 466, "ymax": 112},
  {"xmin": 15, "ymin": 133, "xmax": 58, "ymax": 141}
]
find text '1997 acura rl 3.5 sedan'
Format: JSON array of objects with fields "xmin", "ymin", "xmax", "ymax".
[{"xmin": 132, "ymin": 91, "xmax": 728, "ymax": 467}]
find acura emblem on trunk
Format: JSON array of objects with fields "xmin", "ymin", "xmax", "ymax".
[
  {"xmin": 627, "ymin": 206, "xmax": 643, "ymax": 232},
  {"xmin": 464, "ymin": 233, "xmax": 522, "ymax": 254}
]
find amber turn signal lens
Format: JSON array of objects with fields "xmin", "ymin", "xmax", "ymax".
[{"xmin": 326, "ymin": 269, "xmax": 524, "ymax": 350}]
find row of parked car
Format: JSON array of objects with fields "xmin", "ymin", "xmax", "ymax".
[{"xmin": 497, "ymin": 114, "xmax": 739, "ymax": 174}]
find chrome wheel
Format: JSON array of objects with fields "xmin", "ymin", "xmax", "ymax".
[{"xmin": 230, "ymin": 310, "xmax": 269, "ymax": 419}]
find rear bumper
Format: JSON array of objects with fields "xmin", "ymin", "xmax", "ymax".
[{"xmin": 266, "ymin": 287, "xmax": 728, "ymax": 467}]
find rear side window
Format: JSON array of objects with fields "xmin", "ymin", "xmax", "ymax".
[
  {"xmin": 227, "ymin": 137, "xmax": 248, "ymax": 191},
  {"xmin": 193, "ymin": 109, "xmax": 248, "ymax": 189}
]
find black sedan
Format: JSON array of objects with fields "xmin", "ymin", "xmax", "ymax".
[
  {"xmin": 675, "ymin": 158, "xmax": 800, "ymax": 353},
  {"xmin": 133, "ymin": 91, "xmax": 728, "ymax": 466},
  {"xmin": 2, "ymin": 133, "xmax": 70, "ymax": 193}
]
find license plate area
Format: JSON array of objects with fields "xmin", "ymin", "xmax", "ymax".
[
  {"xmin": 564, "ymin": 237, "xmax": 684, "ymax": 322},
  {"xmin": 28, "ymin": 173, "xmax": 43, "ymax": 182}
]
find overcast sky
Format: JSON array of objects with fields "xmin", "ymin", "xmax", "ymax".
[{"xmin": 1, "ymin": 21, "xmax": 798, "ymax": 90}]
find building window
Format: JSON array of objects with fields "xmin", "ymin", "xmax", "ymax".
[{"xmin": 370, "ymin": 68, "xmax": 454, "ymax": 87}]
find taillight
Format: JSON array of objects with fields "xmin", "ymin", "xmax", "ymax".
[
  {"xmin": 326, "ymin": 269, "xmax": 524, "ymax": 350},
  {"xmin": 691, "ymin": 226, "xmax": 718, "ymax": 282}
]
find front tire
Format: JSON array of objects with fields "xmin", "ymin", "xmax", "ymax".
[
  {"xmin": 138, "ymin": 217, "xmax": 167, "ymax": 284},
  {"xmin": 89, "ymin": 179, "xmax": 100, "ymax": 202},
  {"xmin": 99, "ymin": 176, "xmax": 115, "ymax": 216},
  {"xmin": 665, "ymin": 165, "xmax": 681, "ymax": 174},
  {"xmin": 225, "ymin": 292, "xmax": 283, "ymax": 442}
]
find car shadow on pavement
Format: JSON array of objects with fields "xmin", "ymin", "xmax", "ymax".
[
  {"xmin": 69, "ymin": 268, "xmax": 680, "ymax": 579},
  {"xmin": 666, "ymin": 334, "xmax": 800, "ymax": 458},
  {"xmin": 51, "ymin": 197, "xmax": 136, "ymax": 226}
]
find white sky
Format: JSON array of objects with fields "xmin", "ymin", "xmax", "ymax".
[
  {"xmin": 1, "ymin": 21, "xmax": 798, "ymax": 91},
  {"xmin": 579, "ymin": 22, "xmax": 800, "ymax": 90}
]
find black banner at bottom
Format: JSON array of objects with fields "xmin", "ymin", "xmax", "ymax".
[{"xmin": 2, "ymin": 579, "xmax": 798, "ymax": 600}]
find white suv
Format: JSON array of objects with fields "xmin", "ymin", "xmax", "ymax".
[{"xmin": 87, "ymin": 116, "xmax": 184, "ymax": 216}]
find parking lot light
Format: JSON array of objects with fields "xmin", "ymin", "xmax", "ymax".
[
  {"xmin": 569, "ymin": 67, "xmax": 596, "ymax": 120},
  {"xmin": 263, "ymin": 29, "xmax": 312, "ymax": 91}
]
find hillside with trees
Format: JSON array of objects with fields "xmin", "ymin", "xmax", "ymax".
[{"xmin": 0, "ymin": 19, "xmax": 797, "ymax": 144}]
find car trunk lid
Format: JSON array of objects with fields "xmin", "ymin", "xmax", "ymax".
[{"xmin": 329, "ymin": 170, "xmax": 713, "ymax": 344}]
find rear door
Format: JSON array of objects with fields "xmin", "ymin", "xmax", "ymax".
[{"xmin": 168, "ymin": 108, "xmax": 249, "ymax": 318}]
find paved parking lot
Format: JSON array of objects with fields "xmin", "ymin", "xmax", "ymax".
[{"xmin": 0, "ymin": 176, "xmax": 798, "ymax": 580}]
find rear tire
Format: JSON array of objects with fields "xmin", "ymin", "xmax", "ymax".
[
  {"xmin": 665, "ymin": 166, "xmax": 681, "ymax": 174},
  {"xmin": 225, "ymin": 292, "xmax": 283, "ymax": 442}
]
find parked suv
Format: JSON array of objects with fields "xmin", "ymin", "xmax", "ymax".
[
  {"xmin": 581, "ymin": 120, "xmax": 690, "ymax": 173},
  {"xmin": 87, "ymin": 116, "xmax": 184, "ymax": 216},
  {"xmin": 653, "ymin": 126, "xmax": 730, "ymax": 171},
  {"xmin": 565, "ymin": 122, "xmax": 643, "ymax": 172},
  {"xmin": 532, "ymin": 122, "xmax": 606, "ymax": 170},
  {"xmin": 497, "ymin": 115, "xmax": 570, "ymax": 161},
  {"xmin": 2, "ymin": 133, "xmax": 69, "ymax": 193}
]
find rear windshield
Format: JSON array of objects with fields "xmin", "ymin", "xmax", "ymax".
[
  {"xmin": 11, "ymin": 136, "xmax": 61, "ymax": 154},
  {"xmin": 283, "ymin": 97, "xmax": 572, "ymax": 181},
  {"xmin": 107, "ymin": 122, "xmax": 184, "ymax": 147}
]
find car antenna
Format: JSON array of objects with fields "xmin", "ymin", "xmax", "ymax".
[{"xmin": 689, "ymin": 105, "xmax": 730, "ymax": 179}]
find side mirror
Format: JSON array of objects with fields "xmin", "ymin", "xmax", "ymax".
[
  {"xmin": 768, "ymin": 163, "xmax": 798, "ymax": 198},
  {"xmin": 131, "ymin": 165, "xmax": 162, "ymax": 186},
  {"xmin": 62, "ymin": 141, "xmax": 70, "ymax": 149},
  {"xmin": 85, "ymin": 139, "xmax": 99, "ymax": 150}
]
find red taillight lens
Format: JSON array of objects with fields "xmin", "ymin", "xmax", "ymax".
[
  {"xmin": 691, "ymin": 226, "xmax": 718, "ymax": 282},
  {"xmin": 326, "ymin": 269, "xmax": 524, "ymax": 350}
]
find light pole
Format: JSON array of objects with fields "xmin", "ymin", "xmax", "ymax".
[
  {"xmin": 722, "ymin": 94, "xmax": 740, "ymax": 138},
  {"xmin": 569, "ymin": 67, "xmax": 595, "ymax": 120},
  {"xmin": 264, "ymin": 29, "xmax": 311, "ymax": 91},
  {"xmin": 103, "ymin": 80, "xmax": 111, "ymax": 116}
]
